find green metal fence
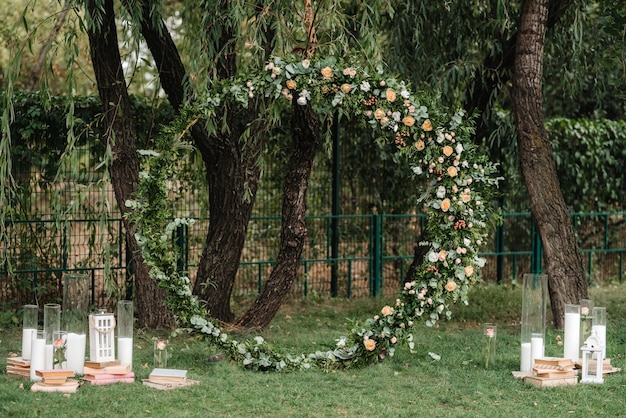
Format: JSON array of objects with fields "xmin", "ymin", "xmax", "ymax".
[{"xmin": 2, "ymin": 211, "xmax": 624, "ymax": 311}]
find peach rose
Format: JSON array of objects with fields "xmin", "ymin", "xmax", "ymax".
[
  {"xmin": 381, "ymin": 305, "xmax": 394, "ymax": 316},
  {"xmin": 443, "ymin": 145, "xmax": 454, "ymax": 156},
  {"xmin": 415, "ymin": 140, "xmax": 425, "ymax": 151},
  {"xmin": 374, "ymin": 108, "xmax": 385, "ymax": 120},
  {"xmin": 438, "ymin": 250, "xmax": 447, "ymax": 261},
  {"xmin": 341, "ymin": 83, "xmax": 351, "ymax": 93},
  {"xmin": 285, "ymin": 79, "xmax": 297, "ymax": 90},
  {"xmin": 460, "ymin": 191, "xmax": 471, "ymax": 203},
  {"xmin": 364, "ymin": 339, "xmax": 376, "ymax": 351},
  {"xmin": 445, "ymin": 281, "xmax": 457, "ymax": 292},
  {"xmin": 447, "ymin": 166, "xmax": 458, "ymax": 177},
  {"xmin": 464, "ymin": 265, "xmax": 474, "ymax": 276},
  {"xmin": 321, "ymin": 66, "xmax": 333, "ymax": 79},
  {"xmin": 441, "ymin": 198, "xmax": 451, "ymax": 212},
  {"xmin": 385, "ymin": 88, "xmax": 397, "ymax": 102},
  {"xmin": 421, "ymin": 119, "xmax": 433, "ymax": 131},
  {"xmin": 402, "ymin": 115, "xmax": 415, "ymax": 127},
  {"xmin": 342, "ymin": 67, "xmax": 356, "ymax": 77}
]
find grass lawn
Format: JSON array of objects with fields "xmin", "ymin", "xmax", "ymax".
[{"xmin": 1, "ymin": 283, "xmax": 625, "ymax": 417}]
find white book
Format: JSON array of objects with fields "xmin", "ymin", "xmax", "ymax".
[{"xmin": 148, "ymin": 368, "xmax": 187, "ymax": 383}]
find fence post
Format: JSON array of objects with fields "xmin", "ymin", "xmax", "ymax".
[
  {"xmin": 176, "ymin": 224, "xmax": 188, "ymax": 273},
  {"xmin": 495, "ymin": 222, "xmax": 505, "ymax": 283},
  {"xmin": 531, "ymin": 220, "xmax": 542, "ymax": 274},
  {"xmin": 330, "ymin": 112, "xmax": 340, "ymax": 297},
  {"xmin": 370, "ymin": 214, "xmax": 383, "ymax": 297}
]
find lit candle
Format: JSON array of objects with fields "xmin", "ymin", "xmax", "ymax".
[
  {"xmin": 520, "ymin": 342, "xmax": 532, "ymax": 372},
  {"xmin": 564, "ymin": 304, "xmax": 581, "ymax": 362},
  {"xmin": 66, "ymin": 332, "xmax": 86, "ymax": 374}
]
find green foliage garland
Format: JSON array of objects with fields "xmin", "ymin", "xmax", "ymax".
[{"xmin": 126, "ymin": 56, "xmax": 502, "ymax": 371}]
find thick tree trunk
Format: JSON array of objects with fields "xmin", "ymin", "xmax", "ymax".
[
  {"xmin": 512, "ymin": 0, "xmax": 587, "ymax": 329},
  {"xmin": 234, "ymin": 102, "xmax": 319, "ymax": 328},
  {"xmin": 193, "ymin": 115, "xmax": 261, "ymax": 322},
  {"xmin": 85, "ymin": 0, "xmax": 173, "ymax": 328},
  {"xmin": 131, "ymin": 0, "xmax": 281, "ymax": 323}
]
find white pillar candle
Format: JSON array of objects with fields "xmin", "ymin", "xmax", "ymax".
[
  {"xmin": 520, "ymin": 342, "xmax": 532, "ymax": 372},
  {"xmin": 21, "ymin": 328, "xmax": 36, "ymax": 360},
  {"xmin": 66, "ymin": 332, "xmax": 86, "ymax": 374},
  {"xmin": 30, "ymin": 333, "xmax": 45, "ymax": 381},
  {"xmin": 44, "ymin": 344, "xmax": 53, "ymax": 370},
  {"xmin": 591, "ymin": 324, "xmax": 606, "ymax": 359},
  {"xmin": 531, "ymin": 335, "xmax": 544, "ymax": 366},
  {"xmin": 564, "ymin": 311, "xmax": 580, "ymax": 362},
  {"xmin": 118, "ymin": 337, "xmax": 133, "ymax": 368}
]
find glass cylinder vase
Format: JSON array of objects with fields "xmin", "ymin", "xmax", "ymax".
[
  {"xmin": 483, "ymin": 323, "xmax": 497, "ymax": 369},
  {"xmin": 592, "ymin": 306, "xmax": 607, "ymax": 359},
  {"xmin": 63, "ymin": 273, "xmax": 89, "ymax": 374},
  {"xmin": 117, "ymin": 300, "xmax": 134, "ymax": 368},
  {"xmin": 520, "ymin": 273, "xmax": 547, "ymax": 372},
  {"xmin": 21, "ymin": 304, "xmax": 38, "ymax": 361},
  {"xmin": 579, "ymin": 298, "xmax": 594, "ymax": 361},
  {"xmin": 154, "ymin": 338, "xmax": 169, "ymax": 369},
  {"xmin": 52, "ymin": 330, "xmax": 68, "ymax": 369},
  {"xmin": 563, "ymin": 304, "xmax": 580, "ymax": 362},
  {"xmin": 43, "ymin": 303, "xmax": 61, "ymax": 370}
]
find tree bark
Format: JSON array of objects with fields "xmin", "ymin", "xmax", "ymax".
[
  {"xmin": 193, "ymin": 107, "xmax": 261, "ymax": 322},
  {"xmin": 85, "ymin": 0, "xmax": 173, "ymax": 328},
  {"xmin": 512, "ymin": 0, "xmax": 587, "ymax": 329},
  {"xmin": 234, "ymin": 101, "xmax": 319, "ymax": 328}
]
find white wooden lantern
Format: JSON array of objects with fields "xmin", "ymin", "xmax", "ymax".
[
  {"xmin": 89, "ymin": 310, "xmax": 116, "ymax": 362},
  {"xmin": 580, "ymin": 329, "xmax": 604, "ymax": 384}
]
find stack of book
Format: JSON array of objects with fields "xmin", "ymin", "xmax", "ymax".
[
  {"xmin": 143, "ymin": 368, "xmax": 199, "ymax": 390},
  {"xmin": 524, "ymin": 357, "xmax": 577, "ymax": 387},
  {"xmin": 82, "ymin": 360, "xmax": 134, "ymax": 385},
  {"xmin": 31, "ymin": 369, "xmax": 79, "ymax": 393},
  {"xmin": 6, "ymin": 357, "xmax": 30, "ymax": 379}
]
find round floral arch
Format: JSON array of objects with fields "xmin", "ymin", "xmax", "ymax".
[{"xmin": 126, "ymin": 56, "xmax": 501, "ymax": 371}]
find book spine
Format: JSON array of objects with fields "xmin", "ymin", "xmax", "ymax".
[{"xmin": 85, "ymin": 377, "xmax": 135, "ymax": 385}]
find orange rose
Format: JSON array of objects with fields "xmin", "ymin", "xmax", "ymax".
[
  {"xmin": 385, "ymin": 88, "xmax": 397, "ymax": 102},
  {"xmin": 285, "ymin": 79, "xmax": 297, "ymax": 90},
  {"xmin": 364, "ymin": 339, "xmax": 376, "ymax": 351},
  {"xmin": 341, "ymin": 83, "xmax": 352, "ymax": 93},
  {"xmin": 443, "ymin": 145, "xmax": 453, "ymax": 156},
  {"xmin": 445, "ymin": 281, "xmax": 457, "ymax": 292},
  {"xmin": 441, "ymin": 198, "xmax": 451, "ymax": 212},
  {"xmin": 415, "ymin": 140, "xmax": 425, "ymax": 151},
  {"xmin": 422, "ymin": 119, "xmax": 433, "ymax": 131},
  {"xmin": 381, "ymin": 305, "xmax": 394, "ymax": 316},
  {"xmin": 447, "ymin": 166, "xmax": 458, "ymax": 177},
  {"xmin": 321, "ymin": 66, "xmax": 333, "ymax": 79},
  {"xmin": 402, "ymin": 115, "xmax": 415, "ymax": 127}
]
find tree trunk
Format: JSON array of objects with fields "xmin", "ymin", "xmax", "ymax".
[
  {"xmin": 85, "ymin": 0, "xmax": 173, "ymax": 328},
  {"xmin": 512, "ymin": 0, "xmax": 587, "ymax": 329},
  {"xmin": 193, "ymin": 113, "xmax": 261, "ymax": 322},
  {"xmin": 234, "ymin": 101, "xmax": 319, "ymax": 328}
]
